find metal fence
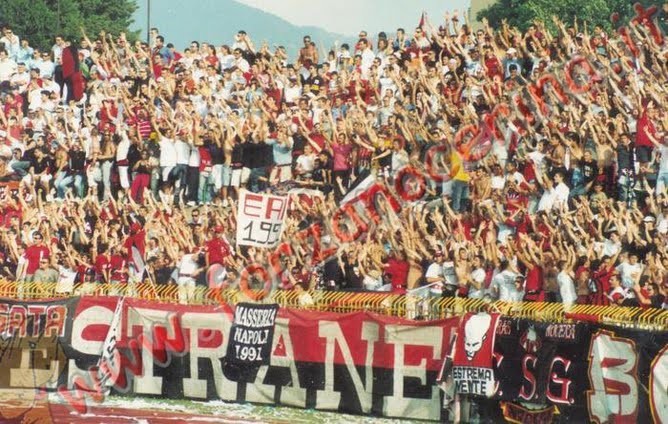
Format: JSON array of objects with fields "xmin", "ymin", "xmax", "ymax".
[{"xmin": 1, "ymin": 281, "xmax": 666, "ymax": 331}]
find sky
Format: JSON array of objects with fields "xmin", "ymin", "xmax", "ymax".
[{"xmin": 234, "ymin": 0, "xmax": 472, "ymax": 37}]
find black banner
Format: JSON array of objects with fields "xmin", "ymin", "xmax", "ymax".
[
  {"xmin": 492, "ymin": 319, "xmax": 590, "ymax": 421},
  {"xmin": 490, "ymin": 318, "xmax": 667, "ymax": 423},
  {"xmin": 223, "ymin": 302, "xmax": 279, "ymax": 382}
]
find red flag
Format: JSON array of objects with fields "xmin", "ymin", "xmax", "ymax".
[
  {"xmin": 450, "ymin": 312, "xmax": 500, "ymax": 397},
  {"xmin": 419, "ymin": 11, "xmax": 426, "ymax": 29}
]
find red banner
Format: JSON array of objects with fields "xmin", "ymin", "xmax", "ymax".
[
  {"xmin": 0, "ymin": 296, "xmax": 664, "ymax": 423},
  {"xmin": 450, "ymin": 312, "xmax": 500, "ymax": 397},
  {"xmin": 66, "ymin": 297, "xmax": 457, "ymax": 421}
]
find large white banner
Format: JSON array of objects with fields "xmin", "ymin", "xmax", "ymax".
[{"xmin": 236, "ymin": 190, "xmax": 289, "ymax": 248}]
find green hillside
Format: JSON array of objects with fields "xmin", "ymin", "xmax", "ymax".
[{"xmin": 132, "ymin": 0, "xmax": 355, "ymax": 60}]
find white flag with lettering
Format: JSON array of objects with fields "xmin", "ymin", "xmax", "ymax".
[
  {"xmin": 236, "ymin": 190, "xmax": 289, "ymax": 248},
  {"xmin": 97, "ymin": 297, "xmax": 124, "ymax": 393}
]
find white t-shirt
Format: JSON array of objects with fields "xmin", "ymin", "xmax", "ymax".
[
  {"xmin": 116, "ymin": 134, "xmax": 130, "ymax": 162},
  {"xmin": 10, "ymin": 70, "xmax": 30, "ymax": 92},
  {"xmin": 425, "ymin": 262, "xmax": 444, "ymax": 295},
  {"xmin": 284, "ymin": 84, "xmax": 301, "ymax": 103},
  {"xmin": 177, "ymin": 253, "xmax": 199, "ymax": 278},
  {"xmin": 657, "ymin": 213, "xmax": 668, "ymax": 235},
  {"xmin": 528, "ymin": 150, "xmax": 546, "ymax": 171},
  {"xmin": 28, "ymin": 88, "xmax": 44, "ymax": 111},
  {"xmin": 0, "ymin": 58, "xmax": 17, "ymax": 81},
  {"xmin": 188, "ymin": 145, "xmax": 201, "ymax": 167},
  {"xmin": 491, "ymin": 175, "xmax": 506, "ymax": 190},
  {"xmin": 425, "ymin": 262, "xmax": 443, "ymax": 280},
  {"xmin": 469, "ymin": 268, "xmax": 487, "ymax": 299},
  {"xmin": 616, "ymin": 262, "xmax": 643, "ymax": 289},
  {"xmin": 51, "ymin": 44, "xmax": 63, "ymax": 62},
  {"xmin": 557, "ymin": 271, "xmax": 577, "ymax": 305},
  {"xmin": 363, "ymin": 275, "xmax": 382, "ymax": 291},
  {"xmin": 57, "ymin": 265, "xmax": 78, "ymax": 293},
  {"xmin": 553, "ymin": 182, "xmax": 570, "ymax": 210},
  {"xmin": 492, "ymin": 137, "xmax": 509, "ymax": 164},
  {"xmin": 218, "ymin": 54, "xmax": 235, "ymax": 70},
  {"xmin": 0, "ymin": 35, "xmax": 20, "ymax": 58},
  {"xmin": 537, "ymin": 187, "xmax": 556, "ymax": 212},
  {"xmin": 658, "ymin": 144, "xmax": 668, "ymax": 174},
  {"xmin": 16, "ymin": 255, "xmax": 27, "ymax": 280},
  {"xmin": 296, "ymin": 153, "xmax": 315, "ymax": 173},
  {"xmin": 42, "ymin": 78, "xmax": 60, "ymax": 94},
  {"xmin": 391, "ymin": 150, "xmax": 409, "ymax": 172},
  {"xmin": 36, "ymin": 59, "xmax": 56, "ymax": 79},
  {"xmin": 234, "ymin": 57, "xmax": 250, "ymax": 73},
  {"xmin": 510, "ymin": 171, "xmax": 526, "ymax": 185},
  {"xmin": 492, "ymin": 269, "xmax": 519, "ymax": 301},
  {"xmin": 174, "ymin": 139, "xmax": 191, "ymax": 165},
  {"xmin": 360, "ymin": 48, "xmax": 375, "ymax": 75},
  {"xmin": 595, "ymin": 238, "xmax": 621, "ymax": 257},
  {"xmin": 378, "ymin": 76, "xmax": 397, "ymax": 96},
  {"xmin": 159, "ymin": 137, "xmax": 177, "ymax": 167}
]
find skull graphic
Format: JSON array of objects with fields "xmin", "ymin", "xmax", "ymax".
[{"xmin": 464, "ymin": 313, "xmax": 492, "ymax": 361}]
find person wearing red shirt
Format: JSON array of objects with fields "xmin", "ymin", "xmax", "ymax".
[
  {"xmin": 24, "ymin": 232, "xmax": 50, "ymax": 281},
  {"xmin": 512, "ymin": 233, "xmax": 546, "ymax": 302},
  {"xmin": 2, "ymin": 200, "xmax": 22, "ymax": 228},
  {"xmin": 205, "ymin": 226, "xmax": 231, "ymax": 267},
  {"xmin": 384, "ymin": 251, "xmax": 409, "ymax": 294},
  {"xmin": 198, "ymin": 144, "xmax": 213, "ymax": 204},
  {"xmin": 504, "ymin": 209, "xmax": 532, "ymax": 237},
  {"xmin": 633, "ymin": 281, "xmax": 663, "ymax": 309},
  {"xmin": 483, "ymin": 49, "xmax": 503, "ymax": 80},
  {"xmin": 264, "ymin": 82, "xmax": 282, "ymax": 111},
  {"xmin": 608, "ymin": 273, "xmax": 635, "ymax": 306},
  {"xmin": 94, "ymin": 244, "xmax": 112, "ymax": 283},
  {"xmin": 5, "ymin": 116, "xmax": 23, "ymax": 142},
  {"xmin": 635, "ymin": 102, "xmax": 660, "ymax": 164},
  {"xmin": 98, "ymin": 99, "xmax": 118, "ymax": 133},
  {"xmin": 590, "ymin": 253, "xmax": 620, "ymax": 305},
  {"xmin": 61, "ymin": 43, "xmax": 84, "ymax": 101},
  {"xmin": 128, "ymin": 109, "xmax": 153, "ymax": 140}
]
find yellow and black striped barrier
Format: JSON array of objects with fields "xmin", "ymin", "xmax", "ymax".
[{"xmin": 1, "ymin": 280, "xmax": 666, "ymax": 331}]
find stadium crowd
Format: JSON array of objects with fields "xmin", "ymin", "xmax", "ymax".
[{"xmin": 0, "ymin": 9, "xmax": 666, "ymax": 309}]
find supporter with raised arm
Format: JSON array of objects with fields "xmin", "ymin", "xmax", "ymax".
[{"xmin": 0, "ymin": 11, "xmax": 662, "ymax": 314}]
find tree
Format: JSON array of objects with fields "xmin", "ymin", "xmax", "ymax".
[
  {"xmin": 0, "ymin": 0, "xmax": 138, "ymax": 50},
  {"xmin": 477, "ymin": 0, "xmax": 660, "ymax": 33}
]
